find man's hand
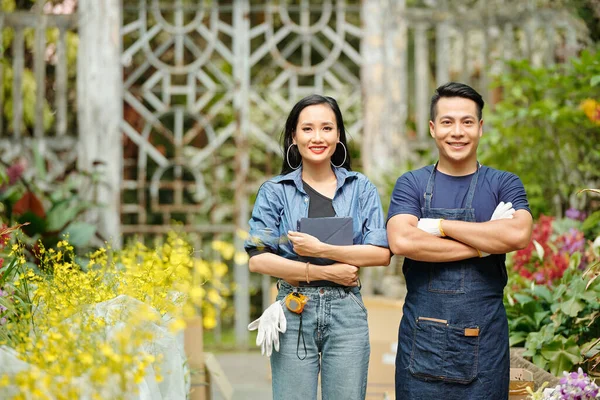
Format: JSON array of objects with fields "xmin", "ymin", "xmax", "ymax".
[
  {"xmin": 479, "ymin": 202, "xmax": 516, "ymax": 257},
  {"xmin": 417, "ymin": 218, "xmax": 444, "ymax": 237},
  {"xmin": 491, "ymin": 201, "xmax": 515, "ymax": 220},
  {"xmin": 416, "ymin": 202, "xmax": 516, "ymax": 257},
  {"xmin": 287, "ymin": 231, "xmax": 324, "ymax": 257},
  {"xmin": 248, "ymin": 301, "xmax": 287, "ymax": 357}
]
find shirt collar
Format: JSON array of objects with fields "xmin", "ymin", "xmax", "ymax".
[{"xmin": 272, "ymin": 167, "xmax": 358, "ymax": 194}]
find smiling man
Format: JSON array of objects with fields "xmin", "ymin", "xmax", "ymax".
[{"xmin": 386, "ymin": 82, "xmax": 533, "ymax": 399}]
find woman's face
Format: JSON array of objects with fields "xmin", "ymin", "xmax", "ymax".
[{"xmin": 293, "ymin": 104, "xmax": 339, "ymax": 168}]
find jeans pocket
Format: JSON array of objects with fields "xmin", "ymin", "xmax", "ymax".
[
  {"xmin": 348, "ymin": 291, "xmax": 368, "ymax": 316},
  {"xmin": 428, "ymin": 264, "xmax": 465, "ymax": 294},
  {"xmin": 409, "ymin": 317, "xmax": 479, "ymax": 384}
]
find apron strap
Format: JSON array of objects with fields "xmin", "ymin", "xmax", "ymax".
[
  {"xmin": 424, "ymin": 161, "xmax": 481, "ymax": 210},
  {"xmin": 464, "ymin": 162, "xmax": 480, "ymax": 209}
]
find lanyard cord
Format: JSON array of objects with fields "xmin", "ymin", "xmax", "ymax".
[{"xmin": 296, "ymin": 313, "xmax": 307, "ymax": 360}]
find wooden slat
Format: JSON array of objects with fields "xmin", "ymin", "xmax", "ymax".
[
  {"xmin": 12, "ymin": 28, "xmax": 25, "ymax": 138},
  {"xmin": 564, "ymin": 24, "xmax": 577, "ymax": 61},
  {"xmin": 435, "ymin": 20, "xmax": 450, "ymax": 85},
  {"xmin": 56, "ymin": 28, "xmax": 68, "ymax": 136},
  {"xmin": 3, "ymin": 12, "xmax": 76, "ymax": 29},
  {"xmin": 480, "ymin": 24, "xmax": 490, "ymax": 106},
  {"xmin": 545, "ymin": 24, "xmax": 555, "ymax": 66},
  {"xmin": 0, "ymin": 14, "xmax": 5, "ymax": 138},
  {"xmin": 414, "ymin": 23, "xmax": 429, "ymax": 139},
  {"xmin": 460, "ymin": 28, "xmax": 468, "ymax": 83},
  {"xmin": 503, "ymin": 23, "xmax": 514, "ymax": 65},
  {"xmin": 34, "ymin": 15, "xmax": 47, "ymax": 138}
]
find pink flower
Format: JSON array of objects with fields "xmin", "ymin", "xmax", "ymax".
[{"xmin": 6, "ymin": 159, "xmax": 27, "ymax": 185}]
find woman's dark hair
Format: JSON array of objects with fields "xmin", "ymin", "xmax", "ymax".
[
  {"xmin": 430, "ymin": 82, "xmax": 485, "ymax": 121},
  {"xmin": 280, "ymin": 94, "xmax": 351, "ymax": 175}
]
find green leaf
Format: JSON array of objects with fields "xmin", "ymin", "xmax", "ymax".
[
  {"xmin": 510, "ymin": 332, "xmax": 527, "ymax": 347},
  {"xmin": 540, "ymin": 337, "xmax": 582, "ymax": 376},
  {"xmin": 568, "ymin": 252, "xmax": 582, "ymax": 270},
  {"xmin": 532, "ymin": 354, "xmax": 548, "ymax": 370},
  {"xmin": 532, "ymin": 285, "xmax": 553, "ymax": 303},
  {"xmin": 534, "ymin": 311, "xmax": 550, "ymax": 328},
  {"xmin": 46, "ymin": 201, "xmax": 79, "ymax": 231},
  {"xmin": 60, "ymin": 222, "xmax": 96, "ymax": 247},
  {"xmin": 514, "ymin": 293, "xmax": 535, "ymax": 305},
  {"xmin": 559, "ymin": 297, "xmax": 585, "ymax": 317},
  {"xmin": 16, "ymin": 212, "xmax": 46, "ymax": 236},
  {"xmin": 591, "ymin": 75, "xmax": 600, "ymax": 87}
]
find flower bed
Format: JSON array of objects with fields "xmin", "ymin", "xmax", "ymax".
[{"xmin": 0, "ymin": 231, "xmax": 219, "ymax": 399}]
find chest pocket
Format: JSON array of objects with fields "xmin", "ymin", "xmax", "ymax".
[{"xmin": 428, "ymin": 263, "xmax": 466, "ymax": 294}]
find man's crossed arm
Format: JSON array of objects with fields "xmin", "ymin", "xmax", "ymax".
[{"xmin": 387, "ymin": 202, "xmax": 533, "ymax": 262}]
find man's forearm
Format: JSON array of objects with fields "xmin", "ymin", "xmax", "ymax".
[
  {"xmin": 389, "ymin": 227, "xmax": 479, "ymax": 262},
  {"xmin": 440, "ymin": 214, "xmax": 532, "ymax": 254}
]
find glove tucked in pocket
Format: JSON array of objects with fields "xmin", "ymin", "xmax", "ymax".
[
  {"xmin": 248, "ymin": 300, "xmax": 287, "ymax": 357},
  {"xmin": 408, "ymin": 316, "xmax": 479, "ymax": 384}
]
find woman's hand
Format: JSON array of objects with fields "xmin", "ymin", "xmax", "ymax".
[
  {"xmin": 287, "ymin": 231, "xmax": 325, "ymax": 257},
  {"xmin": 324, "ymin": 263, "xmax": 360, "ymax": 286}
]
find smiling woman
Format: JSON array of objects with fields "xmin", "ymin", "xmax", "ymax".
[
  {"xmin": 281, "ymin": 95, "xmax": 351, "ymax": 176},
  {"xmin": 244, "ymin": 94, "xmax": 390, "ymax": 400}
]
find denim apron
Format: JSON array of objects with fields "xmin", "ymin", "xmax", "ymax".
[{"xmin": 395, "ymin": 164, "xmax": 510, "ymax": 400}]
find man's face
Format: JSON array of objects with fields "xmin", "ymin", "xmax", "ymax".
[{"xmin": 429, "ymin": 96, "xmax": 483, "ymax": 166}]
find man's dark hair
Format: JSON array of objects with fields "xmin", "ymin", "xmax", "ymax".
[{"xmin": 429, "ymin": 82, "xmax": 485, "ymax": 121}]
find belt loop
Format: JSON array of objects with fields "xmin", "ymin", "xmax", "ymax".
[{"xmin": 276, "ymin": 280, "xmax": 281, "ymax": 290}]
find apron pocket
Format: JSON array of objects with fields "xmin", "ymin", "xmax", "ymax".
[
  {"xmin": 428, "ymin": 264, "xmax": 465, "ymax": 293},
  {"xmin": 409, "ymin": 317, "xmax": 479, "ymax": 384}
]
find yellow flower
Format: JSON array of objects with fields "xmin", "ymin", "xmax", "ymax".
[
  {"xmin": 169, "ymin": 318, "xmax": 187, "ymax": 332},
  {"xmin": 581, "ymin": 99, "xmax": 600, "ymax": 125}
]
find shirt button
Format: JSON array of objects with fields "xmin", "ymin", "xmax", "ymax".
[{"xmin": 304, "ymin": 197, "xmax": 308, "ymax": 203}]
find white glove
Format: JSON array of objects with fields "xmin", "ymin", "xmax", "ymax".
[
  {"xmin": 478, "ymin": 202, "xmax": 516, "ymax": 257},
  {"xmin": 417, "ymin": 218, "xmax": 444, "ymax": 237},
  {"xmin": 248, "ymin": 300, "xmax": 287, "ymax": 357},
  {"xmin": 491, "ymin": 201, "xmax": 515, "ymax": 220}
]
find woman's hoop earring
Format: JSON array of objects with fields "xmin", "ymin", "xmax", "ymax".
[
  {"xmin": 331, "ymin": 142, "xmax": 347, "ymax": 168},
  {"xmin": 286, "ymin": 143, "xmax": 302, "ymax": 170}
]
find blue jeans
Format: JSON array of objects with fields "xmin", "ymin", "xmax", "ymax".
[{"xmin": 271, "ymin": 280, "xmax": 370, "ymax": 400}]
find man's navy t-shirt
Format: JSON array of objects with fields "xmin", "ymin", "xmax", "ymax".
[{"xmin": 387, "ymin": 164, "xmax": 531, "ymax": 223}]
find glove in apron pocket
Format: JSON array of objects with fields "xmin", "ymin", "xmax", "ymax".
[{"xmin": 409, "ymin": 317, "xmax": 479, "ymax": 384}]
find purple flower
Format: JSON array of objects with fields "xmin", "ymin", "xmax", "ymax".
[
  {"xmin": 0, "ymin": 317, "xmax": 5, "ymax": 325},
  {"xmin": 565, "ymin": 208, "xmax": 587, "ymax": 222},
  {"xmin": 559, "ymin": 228, "xmax": 586, "ymax": 255},
  {"xmin": 552, "ymin": 368, "xmax": 600, "ymax": 399}
]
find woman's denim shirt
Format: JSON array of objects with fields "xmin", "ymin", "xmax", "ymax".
[{"xmin": 244, "ymin": 167, "xmax": 389, "ymax": 260}]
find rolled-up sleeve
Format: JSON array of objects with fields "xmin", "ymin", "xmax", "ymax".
[
  {"xmin": 359, "ymin": 183, "xmax": 389, "ymax": 248},
  {"xmin": 244, "ymin": 182, "xmax": 282, "ymax": 255}
]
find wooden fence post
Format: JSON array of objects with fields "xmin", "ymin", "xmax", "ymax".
[
  {"xmin": 361, "ymin": 0, "xmax": 408, "ymax": 294},
  {"xmin": 77, "ymin": 0, "xmax": 122, "ymax": 247}
]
